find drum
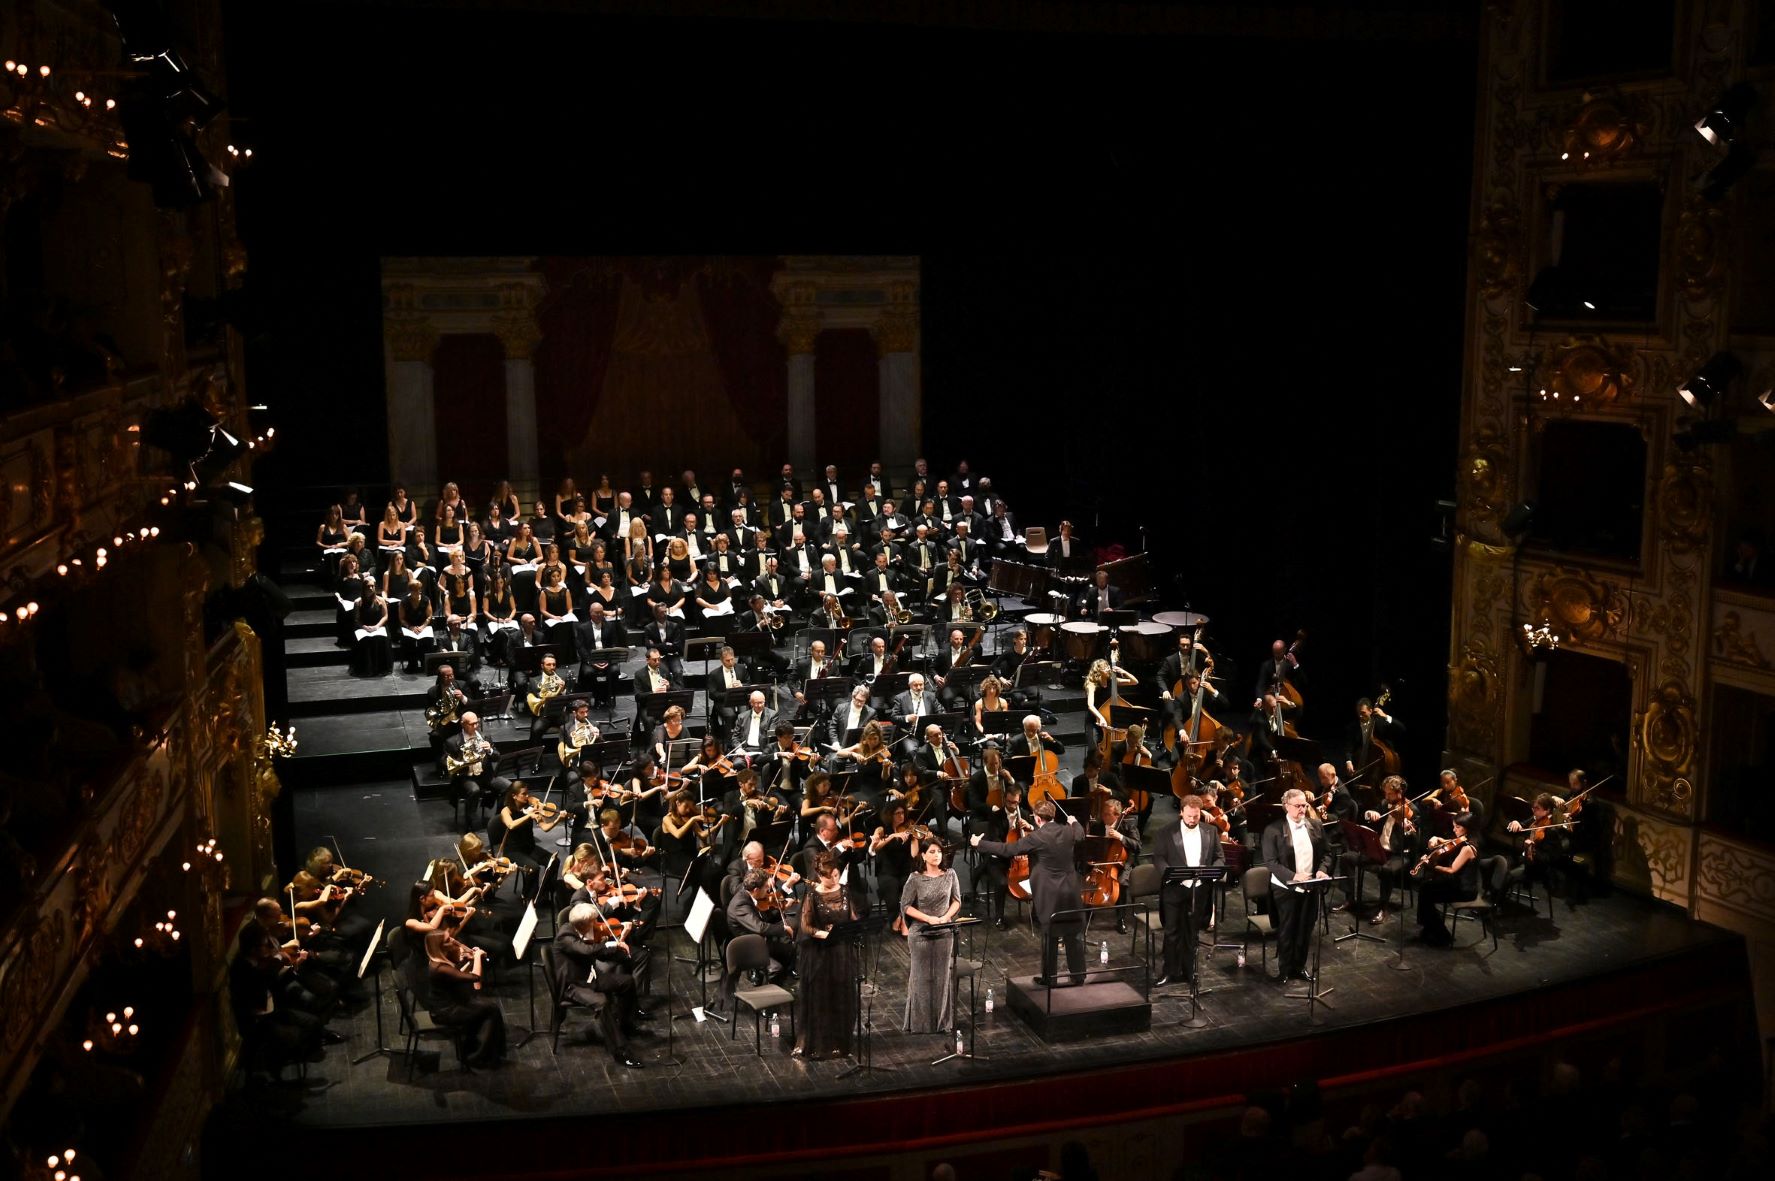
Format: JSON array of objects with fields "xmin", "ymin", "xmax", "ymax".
[
  {"xmin": 1025, "ymin": 612, "xmax": 1064, "ymax": 653},
  {"xmin": 1061, "ymin": 621, "xmax": 1106, "ymax": 662},
  {"xmin": 1118, "ymin": 621, "xmax": 1172, "ymax": 663},
  {"xmin": 1152, "ymin": 610, "xmax": 1210, "ymax": 629}
]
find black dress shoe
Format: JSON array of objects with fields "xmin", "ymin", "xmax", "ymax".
[
  {"xmin": 1116, "ymin": 920, "xmax": 1129, "ymax": 935},
  {"xmin": 994, "ymin": 918, "xmax": 1009, "ymax": 931},
  {"xmin": 1032, "ymin": 975, "xmax": 1055, "ymax": 987},
  {"xmin": 618, "ymin": 1055, "xmax": 645, "ymax": 1069},
  {"xmin": 1329, "ymin": 901, "xmax": 1351, "ymax": 914},
  {"xmin": 1153, "ymin": 975, "xmax": 1173, "ymax": 988}
]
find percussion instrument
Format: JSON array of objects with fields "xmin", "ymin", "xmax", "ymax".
[
  {"xmin": 1151, "ymin": 610, "xmax": 1210, "ymax": 629},
  {"xmin": 1025, "ymin": 612, "xmax": 1065, "ymax": 652},
  {"xmin": 1061, "ymin": 621, "xmax": 1106, "ymax": 662},
  {"xmin": 1117, "ymin": 620, "xmax": 1171, "ymax": 663}
]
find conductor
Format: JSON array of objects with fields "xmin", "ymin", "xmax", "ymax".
[{"xmin": 971, "ymin": 799, "xmax": 1085, "ymax": 986}]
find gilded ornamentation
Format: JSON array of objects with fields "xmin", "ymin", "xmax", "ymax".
[
  {"xmin": 876, "ymin": 311, "xmax": 917, "ymax": 354},
  {"xmin": 0, "ymin": 911, "xmax": 69, "ymax": 1063},
  {"xmin": 383, "ymin": 315, "xmax": 439, "ymax": 363},
  {"xmin": 1711, "ymin": 611, "xmax": 1770, "ymax": 669},
  {"xmin": 73, "ymin": 839, "xmax": 115, "ymax": 947},
  {"xmin": 1610, "ymin": 809, "xmax": 1690, "ymax": 901},
  {"xmin": 1528, "ymin": 567, "xmax": 1626, "ymax": 646},
  {"xmin": 1654, "ymin": 461, "xmax": 1713, "ymax": 554},
  {"xmin": 1447, "ymin": 643, "xmax": 1501, "ymax": 753},
  {"xmin": 1559, "ymin": 94, "xmax": 1645, "ymax": 162},
  {"xmin": 1696, "ymin": 835, "xmax": 1775, "ymax": 927},
  {"xmin": 120, "ymin": 769, "xmax": 167, "ymax": 865},
  {"xmin": 1675, "ymin": 199, "xmax": 1728, "ymax": 300},
  {"xmin": 1546, "ymin": 338, "xmax": 1634, "ymax": 406},
  {"xmin": 491, "ymin": 313, "xmax": 542, "ymax": 360},
  {"xmin": 1473, "ymin": 202, "xmax": 1520, "ymax": 301},
  {"xmin": 1637, "ymin": 681, "xmax": 1697, "ymax": 816},
  {"xmin": 1460, "ymin": 443, "xmax": 1512, "ymax": 530}
]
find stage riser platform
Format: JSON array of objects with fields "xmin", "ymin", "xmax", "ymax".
[{"xmin": 1006, "ymin": 973, "xmax": 1152, "ymax": 1041}]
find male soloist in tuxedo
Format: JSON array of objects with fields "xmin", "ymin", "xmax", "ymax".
[
  {"xmin": 1259, "ymin": 788, "xmax": 1332, "ymax": 982},
  {"xmin": 1150, "ymin": 793, "xmax": 1226, "ymax": 988}
]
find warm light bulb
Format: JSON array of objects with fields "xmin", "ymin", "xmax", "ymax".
[
  {"xmin": 82, "ymin": 1040, "xmax": 93, "ymax": 1051},
  {"xmin": 134, "ymin": 937, "xmax": 145, "ymax": 948},
  {"xmin": 182, "ymin": 861, "xmax": 192, "ymax": 871},
  {"xmin": 127, "ymin": 1024, "xmax": 138, "ymax": 1035},
  {"xmin": 3, "ymin": 62, "xmax": 14, "ymax": 73},
  {"xmin": 74, "ymin": 90, "xmax": 85, "ymax": 101},
  {"xmin": 56, "ymin": 564, "xmax": 68, "ymax": 575},
  {"xmin": 105, "ymin": 1012, "xmax": 116, "ymax": 1023},
  {"xmin": 39, "ymin": 64, "xmax": 50, "ymax": 77},
  {"xmin": 113, "ymin": 536, "xmax": 122, "ymax": 546},
  {"xmin": 124, "ymin": 1006, "xmax": 134, "ymax": 1018},
  {"xmin": 106, "ymin": 98, "xmax": 116, "ymax": 110}
]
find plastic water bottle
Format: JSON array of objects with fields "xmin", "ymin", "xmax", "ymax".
[
  {"xmin": 770, "ymin": 1012, "xmax": 780, "ymax": 1039},
  {"xmin": 984, "ymin": 987, "xmax": 995, "ymax": 1013},
  {"xmin": 1237, "ymin": 949, "xmax": 1247, "ymax": 968},
  {"xmin": 1099, "ymin": 940, "xmax": 1109, "ymax": 965},
  {"xmin": 954, "ymin": 1028, "xmax": 964, "ymax": 1056}
]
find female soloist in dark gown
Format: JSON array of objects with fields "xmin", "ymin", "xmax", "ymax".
[{"xmin": 793, "ymin": 853, "xmax": 858, "ymax": 1059}]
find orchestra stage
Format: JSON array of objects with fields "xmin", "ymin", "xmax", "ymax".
[
  {"xmin": 244, "ymin": 573, "xmax": 1756, "ymax": 1178},
  {"xmin": 253, "ymin": 779, "xmax": 1747, "ymax": 1180}
]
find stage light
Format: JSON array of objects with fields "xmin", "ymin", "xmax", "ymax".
[
  {"xmin": 1695, "ymin": 83, "xmax": 1757, "ymax": 146},
  {"xmin": 39, "ymin": 64, "xmax": 50, "ymax": 77},
  {"xmin": 1677, "ymin": 351, "xmax": 1742, "ymax": 409},
  {"xmin": 1501, "ymin": 501, "xmax": 1536, "ymax": 539},
  {"xmin": 1759, "ymin": 388, "xmax": 1775, "ymax": 414}
]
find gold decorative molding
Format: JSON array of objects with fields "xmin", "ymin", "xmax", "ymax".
[
  {"xmin": 1675, "ymin": 199, "xmax": 1729, "ymax": 301},
  {"xmin": 1711, "ymin": 610, "xmax": 1771, "ymax": 670},
  {"xmin": 1459, "ymin": 441, "xmax": 1512, "ymax": 533},
  {"xmin": 778, "ymin": 313, "xmax": 821, "ymax": 356},
  {"xmin": 1527, "ymin": 566, "xmax": 1626, "ymax": 646},
  {"xmin": 1544, "ymin": 337, "xmax": 1635, "ymax": 406},
  {"xmin": 1609, "ymin": 805, "xmax": 1693, "ymax": 905},
  {"xmin": 491, "ymin": 313, "xmax": 542, "ymax": 361},
  {"xmin": 1473, "ymin": 201, "xmax": 1521, "ymax": 301},
  {"xmin": 1696, "ymin": 832, "xmax": 1775, "ymax": 931},
  {"xmin": 1558, "ymin": 93, "xmax": 1646, "ymax": 163},
  {"xmin": 384, "ymin": 315, "xmax": 439, "ymax": 363},
  {"xmin": 876, "ymin": 311, "xmax": 918, "ymax": 354},
  {"xmin": 1653, "ymin": 461, "xmax": 1714, "ymax": 555},
  {"xmin": 1447, "ymin": 642, "xmax": 1502, "ymax": 754},
  {"xmin": 1637, "ymin": 679, "xmax": 1698, "ymax": 816}
]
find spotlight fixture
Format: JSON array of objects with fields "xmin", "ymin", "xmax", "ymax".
[
  {"xmin": 1698, "ymin": 143, "xmax": 1756, "ymax": 202},
  {"xmin": 219, "ymin": 481, "xmax": 254, "ymax": 505},
  {"xmin": 1695, "ymin": 82, "xmax": 1757, "ymax": 147},
  {"xmin": 1759, "ymin": 388, "xmax": 1775, "ymax": 415},
  {"xmin": 1501, "ymin": 501, "xmax": 1537, "ymax": 540},
  {"xmin": 1673, "ymin": 419, "xmax": 1739, "ymax": 452},
  {"xmin": 1677, "ymin": 351, "xmax": 1742, "ymax": 409}
]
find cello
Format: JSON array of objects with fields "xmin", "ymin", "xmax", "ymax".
[{"xmin": 1004, "ymin": 801, "xmax": 1035, "ymax": 901}]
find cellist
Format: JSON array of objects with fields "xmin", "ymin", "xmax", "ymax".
[{"xmin": 978, "ymin": 780, "xmax": 1031, "ymax": 931}]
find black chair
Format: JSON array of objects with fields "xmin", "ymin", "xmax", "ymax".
[
  {"xmin": 540, "ymin": 943, "xmax": 602, "ymax": 1054},
  {"xmin": 1445, "ymin": 855, "xmax": 1510, "ymax": 953},
  {"xmin": 394, "ymin": 983, "xmax": 462, "ymax": 1080},
  {"xmin": 1240, "ymin": 866, "xmax": 1279, "ymax": 976},
  {"xmin": 724, "ymin": 933, "xmax": 795, "ymax": 1055}
]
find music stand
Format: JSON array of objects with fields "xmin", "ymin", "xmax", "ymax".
[
  {"xmin": 510, "ymin": 899, "xmax": 543, "ymax": 1047},
  {"xmin": 924, "ymin": 916, "xmax": 987, "ymax": 1064},
  {"xmin": 675, "ymin": 887, "xmax": 728, "ymax": 1025},
  {"xmin": 577, "ymin": 648, "xmax": 629, "ymax": 721},
  {"xmin": 1016, "ymin": 657, "xmax": 1063, "ymax": 693},
  {"xmin": 1335, "ymin": 820, "xmax": 1388, "ymax": 945},
  {"xmin": 832, "ymin": 913, "xmax": 888, "ymax": 1079},
  {"xmin": 1279, "ymin": 874, "xmax": 1346, "ymax": 1023},
  {"xmin": 1161, "ymin": 866, "xmax": 1224, "ymax": 1027},
  {"xmin": 424, "ymin": 649, "xmax": 471, "ymax": 677},
  {"xmin": 461, "ymin": 690, "xmax": 514, "ymax": 724},
  {"xmin": 686, "ymin": 635, "xmax": 726, "ymax": 721},
  {"xmin": 944, "ymin": 663, "xmax": 990, "ymax": 700},
  {"xmin": 634, "ymin": 689, "xmax": 696, "ymax": 733},
  {"xmin": 980, "ymin": 711, "xmax": 1019, "ymax": 741},
  {"xmin": 804, "ymin": 674, "xmax": 855, "ymax": 730},
  {"xmin": 869, "ymin": 670, "xmax": 911, "ymax": 703},
  {"xmin": 350, "ymin": 919, "xmax": 394, "ymax": 1064},
  {"xmin": 1055, "ymin": 797, "xmax": 1092, "ymax": 826},
  {"xmin": 888, "ymin": 623, "xmax": 929, "ymax": 657}
]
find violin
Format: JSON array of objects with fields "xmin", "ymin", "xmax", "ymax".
[
  {"xmin": 594, "ymin": 881, "xmax": 658, "ymax": 908},
  {"xmin": 327, "ymin": 865, "xmax": 377, "ymax": 889},
  {"xmin": 1410, "ymin": 835, "xmax": 1469, "ymax": 879},
  {"xmin": 1202, "ymin": 802, "xmax": 1231, "ymax": 836}
]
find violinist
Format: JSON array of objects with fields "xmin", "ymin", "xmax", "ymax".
[
  {"xmin": 764, "ymin": 721, "xmax": 817, "ymax": 807},
  {"xmin": 1507, "ymin": 792, "xmax": 1572, "ymax": 889},
  {"xmin": 596, "ymin": 807, "xmax": 658, "ymax": 874},
  {"xmin": 1428, "ymin": 768, "xmax": 1486, "ymax": 837},
  {"xmin": 871, "ymin": 799, "xmax": 924, "ymax": 932},
  {"xmin": 1414, "ymin": 813, "xmax": 1478, "ymax": 947},
  {"xmin": 579, "ymin": 853, "xmax": 666, "ymax": 947},
  {"xmin": 553, "ymin": 902, "xmax": 645, "ymax": 1070},
  {"xmin": 1201, "ymin": 777, "xmax": 1249, "ymax": 846},
  {"xmin": 1313, "ymin": 762, "xmax": 1361, "ymax": 914},
  {"xmin": 725, "ymin": 866, "xmax": 798, "ymax": 987},
  {"xmin": 489, "ymin": 782, "xmax": 562, "ymax": 895},
  {"xmin": 297, "ymin": 847, "xmax": 376, "ymax": 950},
  {"xmin": 422, "ymin": 909, "xmax": 507, "ymax": 1069},
  {"xmin": 1360, "ymin": 775, "xmax": 1422, "ymax": 926},
  {"xmin": 250, "ymin": 896, "xmax": 346, "ymax": 1016},
  {"xmin": 800, "ymin": 770, "xmax": 846, "ymax": 825},
  {"xmin": 230, "ymin": 920, "xmax": 328, "ymax": 1067},
  {"xmin": 978, "ymin": 780, "xmax": 1028, "ymax": 929},
  {"xmin": 657, "ymin": 789, "xmax": 705, "ymax": 887},
  {"xmin": 724, "ymin": 839, "xmax": 801, "ymax": 901},
  {"xmin": 833, "ymin": 720, "xmax": 892, "ymax": 771},
  {"xmin": 734, "ymin": 768, "xmax": 790, "ymax": 843},
  {"xmin": 1151, "ymin": 793, "xmax": 1224, "ymax": 988}
]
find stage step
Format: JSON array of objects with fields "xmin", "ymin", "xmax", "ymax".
[
  {"xmin": 286, "ymin": 635, "xmax": 351, "ymax": 667},
  {"xmin": 286, "ymin": 608, "xmax": 337, "ymax": 638},
  {"xmin": 1005, "ymin": 972, "xmax": 1152, "ymax": 1042}
]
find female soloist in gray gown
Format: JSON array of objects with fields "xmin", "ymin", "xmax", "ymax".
[{"xmin": 900, "ymin": 843, "xmax": 963, "ymax": 1032}]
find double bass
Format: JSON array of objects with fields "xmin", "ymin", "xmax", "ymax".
[
  {"xmin": 1173, "ymin": 657, "xmax": 1226, "ymax": 800},
  {"xmin": 1355, "ymin": 685, "xmax": 1402, "ymax": 794}
]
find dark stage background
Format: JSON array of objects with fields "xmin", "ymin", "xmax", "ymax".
[{"xmin": 225, "ymin": 2, "xmax": 1476, "ymax": 775}]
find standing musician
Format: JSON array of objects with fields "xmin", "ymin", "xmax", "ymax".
[
  {"xmin": 1151, "ymin": 793, "xmax": 1224, "ymax": 988},
  {"xmin": 1360, "ymin": 775, "xmax": 1422, "ymax": 926},
  {"xmin": 1259, "ymin": 788, "xmax": 1331, "ymax": 984},
  {"xmin": 1247, "ymin": 691, "xmax": 1291, "ymax": 765},
  {"xmin": 1344, "ymin": 697, "xmax": 1403, "ymax": 782},
  {"xmin": 909, "ymin": 723, "xmax": 957, "ymax": 833},
  {"xmin": 972, "ymin": 798, "xmax": 1086, "ymax": 986},
  {"xmin": 553, "ymin": 902, "xmax": 646, "ymax": 1069},
  {"xmin": 1253, "ymin": 637, "xmax": 1303, "ymax": 705},
  {"xmin": 978, "ymin": 779, "xmax": 1030, "ymax": 929},
  {"xmin": 442, "ymin": 712, "xmax": 507, "ymax": 821},
  {"xmin": 1076, "ymin": 568, "xmax": 1123, "ymax": 618}
]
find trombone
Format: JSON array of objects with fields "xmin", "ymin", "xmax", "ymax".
[{"xmin": 964, "ymin": 588, "xmax": 999, "ymax": 623}]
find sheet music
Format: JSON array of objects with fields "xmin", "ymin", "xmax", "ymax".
[
  {"xmin": 549, "ymin": 611, "xmax": 579, "ymax": 624},
  {"xmin": 487, "ymin": 618, "xmax": 520, "ymax": 632},
  {"xmin": 357, "ymin": 919, "xmax": 385, "ymax": 978},
  {"xmin": 401, "ymin": 625, "xmax": 435, "ymax": 640},
  {"xmin": 336, "ymin": 594, "xmax": 357, "ymax": 610},
  {"xmin": 630, "ymin": 586, "xmax": 650, "ymax": 597},
  {"xmin": 684, "ymin": 885, "xmax": 716, "ymax": 945},
  {"xmin": 703, "ymin": 600, "xmax": 735, "ymax": 617},
  {"xmin": 512, "ymin": 901, "xmax": 540, "ymax": 959},
  {"xmin": 510, "ymin": 562, "xmax": 537, "ymax": 576},
  {"xmin": 354, "ymin": 626, "xmax": 386, "ymax": 640}
]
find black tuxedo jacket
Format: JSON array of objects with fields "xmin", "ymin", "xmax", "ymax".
[
  {"xmin": 975, "ymin": 819, "xmax": 1081, "ymax": 923},
  {"xmin": 1260, "ymin": 816, "xmax": 1332, "ymax": 883}
]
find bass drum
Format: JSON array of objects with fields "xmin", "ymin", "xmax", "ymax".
[{"xmin": 1061, "ymin": 621, "xmax": 1106, "ymax": 662}]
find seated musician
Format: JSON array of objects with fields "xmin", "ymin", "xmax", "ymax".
[
  {"xmin": 527, "ymin": 653, "xmax": 566, "ymax": 740},
  {"xmin": 936, "ymin": 582, "xmax": 970, "ymax": 624},
  {"xmin": 572, "ymin": 602, "xmax": 625, "ymax": 708},
  {"xmin": 736, "ymin": 690, "xmax": 777, "ymax": 754},
  {"xmin": 1015, "ymin": 714, "xmax": 1065, "ymax": 759},
  {"xmin": 991, "ymin": 627, "xmax": 1040, "ymax": 706},
  {"xmin": 928, "ymin": 549, "xmax": 967, "ymax": 602},
  {"xmin": 908, "ymin": 723, "xmax": 956, "ymax": 830},
  {"xmin": 725, "ymin": 838, "xmax": 801, "ymax": 900},
  {"xmin": 985, "ymin": 498, "xmax": 1019, "ymax": 558},
  {"xmin": 642, "ymin": 603, "xmax": 687, "ymax": 681},
  {"xmin": 1311, "ymin": 762, "xmax": 1361, "ymax": 913},
  {"xmin": 850, "ymin": 634, "xmax": 891, "ymax": 684},
  {"xmin": 1076, "ymin": 567, "xmax": 1123, "ymax": 618},
  {"xmin": 724, "ymin": 867, "xmax": 797, "ymax": 992},
  {"xmin": 1101, "ymin": 795, "xmax": 1142, "ymax": 865},
  {"xmin": 442, "ymin": 712, "xmax": 509, "ymax": 820},
  {"xmin": 978, "ymin": 780, "xmax": 1031, "ymax": 930},
  {"xmin": 932, "ymin": 627, "xmax": 975, "ymax": 711},
  {"xmin": 633, "ymin": 647, "xmax": 679, "ymax": 705},
  {"xmin": 426, "ymin": 663, "xmax": 467, "ymax": 744},
  {"xmin": 488, "ymin": 781, "xmax": 562, "ymax": 897},
  {"xmin": 453, "ymin": 832, "xmax": 525, "ymax": 943},
  {"xmin": 595, "ymin": 807, "xmax": 659, "ymax": 875},
  {"xmin": 948, "ymin": 517, "xmax": 985, "ymax": 576},
  {"xmin": 905, "ymin": 524, "xmax": 941, "ymax": 590},
  {"xmin": 619, "ymin": 753, "xmax": 671, "ymax": 833},
  {"xmin": 1360, "ymin": 774, "xmax": 1422, "ymax": 925},
  {"xmin": 1200, "ymin": 777, "xmax": 1250, "ymax": 847},
  {"xmin": 557, "ymin": 698, "xmax": 602, "ymax": 804},
  {"xmin": 1071, "ymin": 747, "xmax": 1122, "ymax": 800},
  {"xmin": 553, "ymin": 902, "xmax": 646, "ymax": 1070},
  {"xmin": 1247, "ymin": 692, "xmax": 1289, "ymax": 764},
  {"xmin": 733, "ymin": 769, "xmax": 791, "ymax": 849},
  {"xmin": 862, "ymin": 549, "xmax": 903, "ymax": 604},
  {"xmin": 763, "ymin": 722, "xmax": 816, "ymax": 809},
  {"xmin": 1506, "ymin": 792, "xmax": 1572, "ymax": 894},
  {"xmin": 501, "ymin": 613, "xmax": 547, "ymax": 692},
  {"xmin": 1343, "ymin": 696, "xmax": 1404, "ymax": 781},
  {"xmin": 1415, "ymin": 813, "xmax": 1479, "ymax": 946},
  {"xmin": 705, "ymin": 531, "xmax": 741, "ymax": 582},
  {"xmin": 1427, "ymin": 767, "xmax": 1487, "ymax": 838},
  {"xmin": 650, "ymin": 704, "xmax": 693, "ymax": 772},
  {"xmin": 751, "ymin": 557, "xmax": 792, "ymax": 614},
  {"xmin": 967, "ymin": 744, "xmax": 1015, "ymax": 829},
  {"xmin": 892, "ymin": 673, "xmax": 936, "ymax": 732},
  {"xmin": 830, "ymin": 682, "xmax": 875, "ymax": 747},
  {"xmin": 801, "ymin": 814, "xmax": 870, "ymax": 908},
  {"xmin": 807, "ymin": 553, "xmax": 850, "ymax": 610},
  {"xmin": 791, "ymin": 639, "xmax": 833, "ymax": 716}
]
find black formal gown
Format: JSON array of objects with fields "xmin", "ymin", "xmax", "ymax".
[{"xmin": 795, "ymin": 884, "xmax": 857, "ymax": 1057}]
